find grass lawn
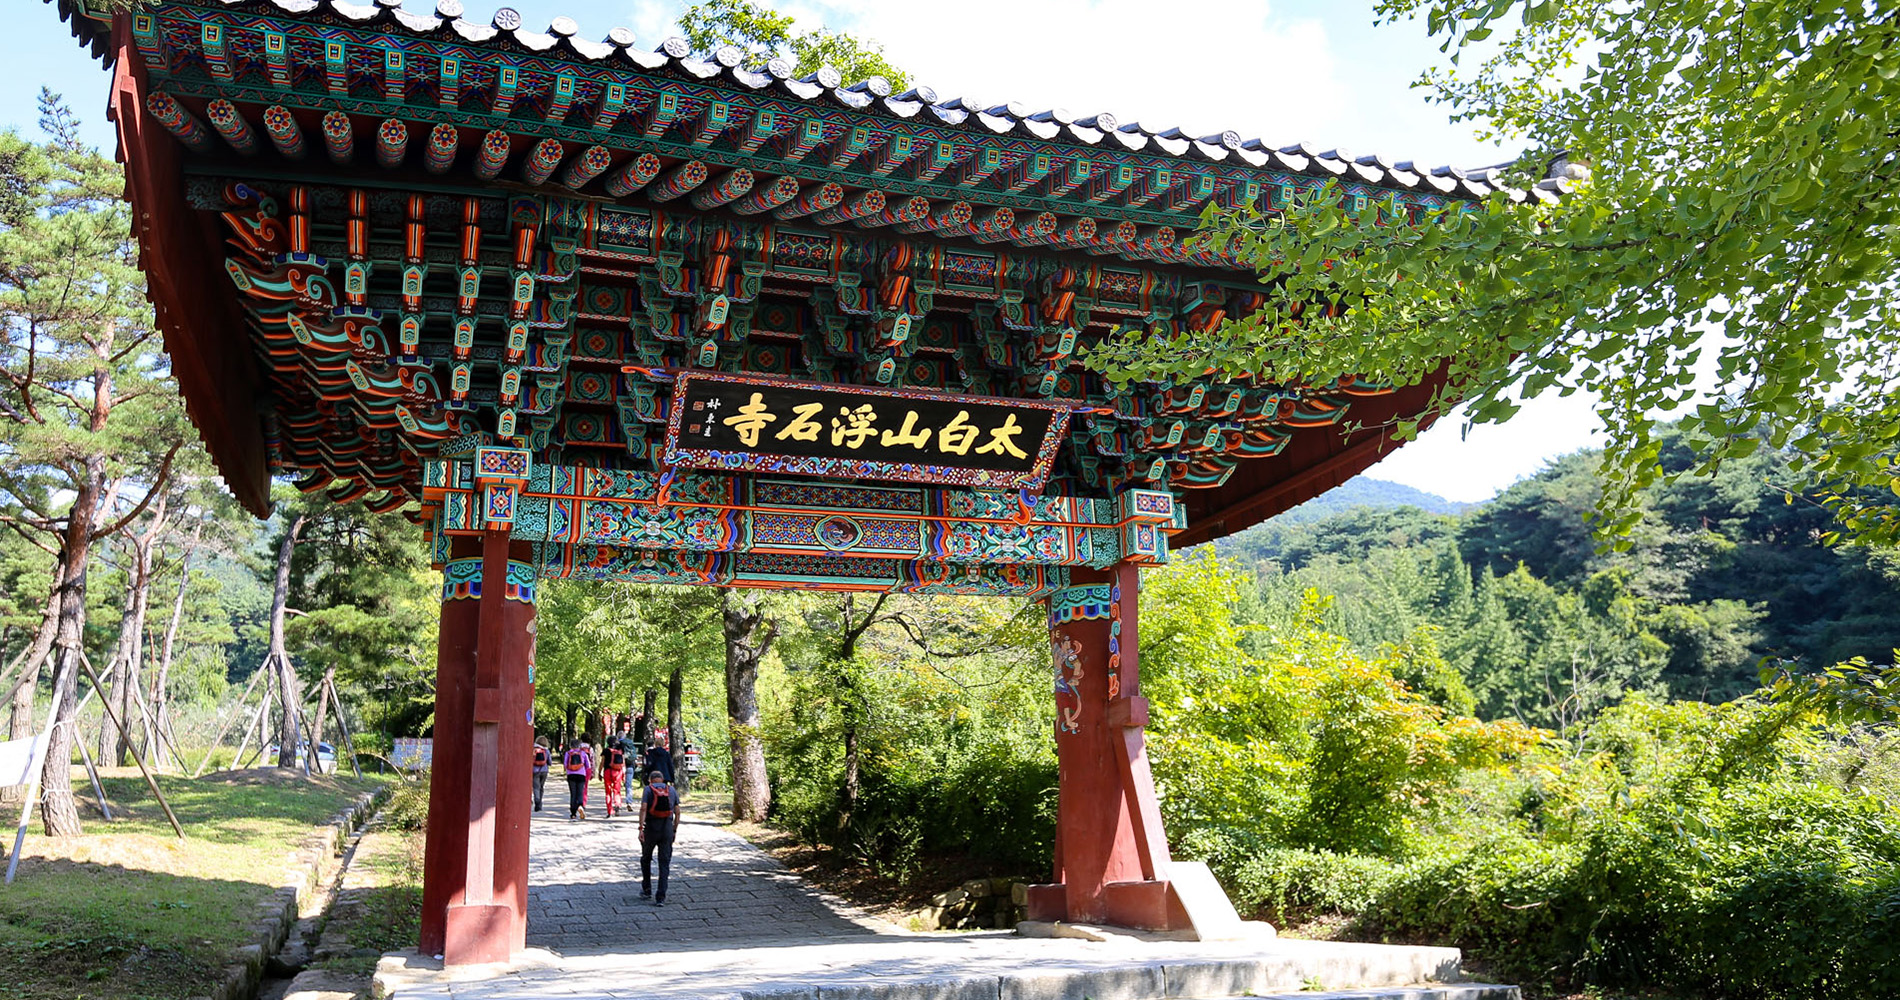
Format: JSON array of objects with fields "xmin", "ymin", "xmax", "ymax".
[{"xmin": 0, "ymin": 767, "xmax": 388, "ymax": 1000}]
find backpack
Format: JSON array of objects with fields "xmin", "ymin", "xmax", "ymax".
[
  {"xmin": 605, "ymin": 746, "xmax": 625, "ymax": 769},
  {"xmin": 646, "ymin": 784, "xmax": 674, "ymax": 820},
  {"xmin": 532, "ymin": 746, "xmax": 548, "ymax": 768},
  {"xmin": 563, "ymin": 748, "xmax": 588, "ymax": 775}
]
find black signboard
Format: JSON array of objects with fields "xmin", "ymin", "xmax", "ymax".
[{"xmin": 660, "ymin": 372, "xmax": 1074, "ymax": 489}]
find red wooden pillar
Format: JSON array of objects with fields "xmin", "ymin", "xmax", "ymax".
[
  {"xmin": 1026, "ymin": 562, "xmax": 1187, "ymax": 929},
  {"xmin": 420, "ymin": 450, "xmax": 537, "ymax": 963}
]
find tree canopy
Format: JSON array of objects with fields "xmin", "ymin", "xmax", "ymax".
[
  {"xmin": 677, "ymin": 0, "xmax": 909, "ymax": 88},
  {"xmin": 1090, "ymin": 0, "xmax": 1900, "ymax": 547}
]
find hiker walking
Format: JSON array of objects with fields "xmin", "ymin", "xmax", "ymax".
[
  {"xmin": 638, "ymin": 769, "xmax": 678, "ymax": 904},
  {"xmin": 600, "ymin": 737, "xmax": 629, "ymax": 818},
  {"xmin": 531, "ymin": 735, "xmax": 551, "ymax": 812},
  {"xmin": 613, "ymin": 720, "xmax": 640, "ymax": 812},
  {"xmin": 643, "ymin": 736, "xmax": 674, "ymax": 785},
  {"xmin": 563, "ymin": 739, "xmax": 595, "ymax": 820}
]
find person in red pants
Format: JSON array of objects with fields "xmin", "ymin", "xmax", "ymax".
[{"xmin": 600, "ymin": 739, "xmax": 628, "ymax": 818}]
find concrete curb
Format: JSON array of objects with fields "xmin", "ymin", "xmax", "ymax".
[
  {"xmin": 187, "ymin": 782, "xmax": 391, "ymax": 1000},
  {"xmin": 373, "ymin": 945, "xmax": 1515, "ymax": 1000},
  {"xmin": 693, "ymin": 982, "xmax": 1520, "ymax": 1000}
]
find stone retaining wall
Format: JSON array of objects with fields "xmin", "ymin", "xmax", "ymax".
[
  {"xmin": 189, "ymin": 783, "xmax": 390, "ymax": 1000},
  {"xmin": 917, "ymin": 878, "xmax": 1031, "ymax": 931}
]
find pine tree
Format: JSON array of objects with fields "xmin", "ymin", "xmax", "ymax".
[{"xmin": 0, "ymin": 92, "xmax": 189, "ymax": 835}]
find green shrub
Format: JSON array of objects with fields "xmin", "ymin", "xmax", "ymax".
[
  {"xmin": 1227, "ymin": 847, "xmax": 1399, "ymax": 924},
  {"xmin": 382, "ymin": 777, "xmax": 430, "ymax": 831},
  {"xmin": 772, "ymin": 732, "xmax": 1056, "ymax": 876}
]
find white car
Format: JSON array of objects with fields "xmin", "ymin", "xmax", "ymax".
[{"xmin": 261, "ymin": 741, "xmax": 337, "ymax": 773}]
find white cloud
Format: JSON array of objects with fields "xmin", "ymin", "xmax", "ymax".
[{"xmin": 820, "ymin": 0, "xmax": 1343, "ymax": 147}]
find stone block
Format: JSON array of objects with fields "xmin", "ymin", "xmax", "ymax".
[
  {"xmin": 1009, "ymin": 882, "xmax": 1028, "ymax": 906},
  {"xmin": 1162, "ymin": 959, "xmax": 1264, "ymax": 998},
  {"xmin": 961, "ymin": 879, "xmax": 992, "ymax": 897},
  {"xmin": 929, "ymin": 888, "xmax": 967, "ymax": 908},
  {"xmin": 1000, "ymin": 965, "xmax": 1165, "ymax": 1000},
  {"xmin": 817, "ymin": 975, "xmax": 1000, "ymax": 1000}
]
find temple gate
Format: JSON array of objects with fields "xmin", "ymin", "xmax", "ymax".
[{"xmin": 53, "ymin": 0, "xmax": 1500, "ymax": 964}]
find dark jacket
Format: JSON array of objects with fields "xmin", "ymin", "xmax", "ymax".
[{"xmin": 643, "ymin": 746, "xmax": 674, "ymax": 783}]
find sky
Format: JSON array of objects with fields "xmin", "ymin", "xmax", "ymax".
[{"xmin": 4, "ymin": 0, "xmax": 1608, "ymax": 504}]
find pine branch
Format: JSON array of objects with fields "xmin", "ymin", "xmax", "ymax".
[{"xmin": 90, "ymin": 442, "xmax": 183, "ymax": 542}]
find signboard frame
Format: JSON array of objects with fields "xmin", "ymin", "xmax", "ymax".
[{"xmin": 659, "ymin": 371, "xmax": 1077, "ymax": 490}]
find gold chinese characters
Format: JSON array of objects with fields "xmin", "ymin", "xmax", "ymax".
[{"xmin": 719, "ymin": 393, "xmax": 1030, "ymax": 460}]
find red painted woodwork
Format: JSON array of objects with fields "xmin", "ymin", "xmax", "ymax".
[
  {"xmin": 1104, "ymin": 879, "xmax": 1191, "ymax": 930},
  {"xmin": 420, "ymin": 532, "xmax": 536, "ymax": 963},
  {"xmin": 1029, "ymin": 562, "xmax": 1188, "ymax": 930},
  {"xmin": 1172, "ymin": 370, "xmax": 1450, "ymax": 547},
  {"xmin": 106, "ymin": 13, "xmax": 271, "ymax": 516}
]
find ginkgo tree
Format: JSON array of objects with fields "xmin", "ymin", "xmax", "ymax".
[{"xmin": 1091, "ymin": 0, "xmax": 1900, "ymax": 550}]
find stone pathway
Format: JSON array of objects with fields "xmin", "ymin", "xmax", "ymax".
[
  {"xmin": 525, "ymin": 794, "xmax": 884, "ymax": 954},
  {"xmin": 379, "ymin": 797, "xmax": 1505, "ymax": 999}
]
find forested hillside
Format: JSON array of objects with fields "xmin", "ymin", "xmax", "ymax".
[{"xmin": 1217, "ymin": 428, "xmax": 1900, "ymax": 728}]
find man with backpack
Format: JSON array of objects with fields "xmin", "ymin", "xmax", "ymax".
[
  {"xmin": 531, "ymin": 736, "xmax": 551, "ymax": 812},
  {"xmin": 563, "ymin": 740, "xmax": 595, "ymax": 820},
  {"xmin": 638, "ymin": 769, "xmax": 678, "ymax": 905},
  {"xmin": 643, "ymin": 736, "xmax": 674, "ymax": 785},
  {"xmin": 600, "ymin": 738, "xmax": 629, "ymax": 818}
]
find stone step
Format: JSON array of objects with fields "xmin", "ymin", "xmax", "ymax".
[{"xmin": 377, "ymin": 943, "xmax": 1517, "ymax": 1000}]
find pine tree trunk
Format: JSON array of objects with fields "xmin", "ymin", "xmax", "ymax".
[
  {"xmin": 721, "ymin": 591, "xmax": 774, "ymax": 823},
  {"xmin": 103, "ymin": 499, "xmax": 163, "ymax": 767},
  {"xmin": 269, "ymin": 515, "xmax": 307, "ymax": 769},
  {"xmin": 150, "ymin": 520, "xmax": 202, "ymax": 753},
  {"xmin": 41, "ymin": 460, "xmax": 104, "ymax": 838},
  {"xmin": 639, "ymin": 689, "xmax": 657, "ymax": 745},
  {"xmin": 8, "ymin": 569, "xmax": 64, "ymax": 741}
]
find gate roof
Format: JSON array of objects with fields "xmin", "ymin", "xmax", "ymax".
[{"xmin": 51, "ymin": 0, "xmax": 1545, "ymax": 587}]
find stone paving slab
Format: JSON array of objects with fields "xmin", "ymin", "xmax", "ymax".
[{"xmin": 380, "ymin": 799, "xmax": 1506, "ymax": 1000}]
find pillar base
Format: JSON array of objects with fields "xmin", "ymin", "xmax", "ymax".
[
  {"xmin": 442, "ymin": 902, "xmax": 515, "ymax": 965},
  {"xmin": 1022, "ymin": 880, "xmax": 1190, "ymax": 932}
]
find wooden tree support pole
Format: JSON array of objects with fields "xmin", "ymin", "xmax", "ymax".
[
  {"xmin": 230, "ymin": 663, "xmax": 277, "ymax": 772},
  {"xmin": 191, "ymin": 666, "xmax": 267, "ymax": 778},
  {"xmin": 71, "ymin": 682, "xmax": 111, "ymax": 822},
  {"xmin": 72, "ymin": 722, "xmax": 112, "ymax": 822},
  {"xmin": 125, "ymin": 667, "xmax": 183, "ymax": 773},
  {"xmin": 4, "ymin": 656, "xmax": 66, "ymax": 884},
  {"xmin": 76, "ymin": 652, "xmax": 183, "ymax": 839},
  {"xmin": 327, "ymin": 677, "xmax": 363, "ymax": 778}
]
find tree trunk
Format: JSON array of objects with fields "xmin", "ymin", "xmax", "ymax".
[
  {"xmin": 721, "ymin": 590, "xmax": 775, "ymax": 822},
  {"xmin": 150, "ymin": 519, "xmax": 203, "ymax": 752},
  {"xmin": 104, "ymin": 496, "xmax": 165, "ymax": 767},
  {"xmin": 8, "ymin": 567, "xmax": 65, "ymax": 741},
  {"xmin": 640, "ymin": 689, "xmax": 657, "ymax": 745},
  {"xmin": 269, "ymin": 515, "xmax": 307, "ymax": 769},
  {"xmin": 41, "ymin": 466, "xmax": 104, "ymax": 837},
  {"xmin": 831, "ymin": 595, "xmax": 880, "ymax": 839},
  {"xmin": 560, "ymin": 703, "xmax": 576, "ymax": 749},
  {"xmin": 667, "ymin": 666, "xmax": 685, "ymax": 789}
]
